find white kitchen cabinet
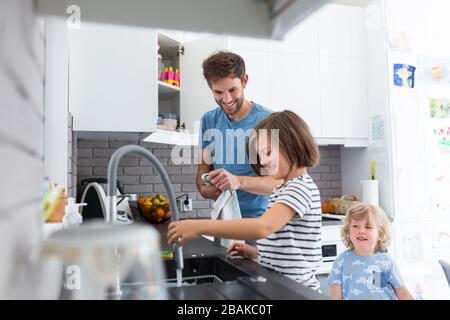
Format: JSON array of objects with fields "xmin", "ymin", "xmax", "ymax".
[
  {"xmin": 68, "ymin": 3, "xmax": 369, "ymax": 145},
  {"xmin": 68, "ymin": 22, "xmax": 157, "ymax": 132},
  {"xmin": 319, "ymin": 56, "xmax": 368, "ymax": 140},
  {"xmin": 179, "ymin": 35, "xmax": 228, "ymax": 134},
  {"xmin": 68, "ymin": 24, "xmax": 220, "ymax": 144},
  {"xmin": 317, "ymin": 4, "xmax": 365, "ymax": 59},
  {"xmin": 315, "ymin": 4, "xmax": 368, "ymax": 144},
  {"xmin": 230, "ymin": 49, "xmax": 270, "ymax": 108},
  {"xmin": 183, "ymin": 4, "xmax": 367, "ymax": 144},
  {"xmin": 156, "ymin": 32, "xmax": 182, "ymax": 129},
  {"xmin": 268, "ymin": 11, "xmax": 319, "ymax": 55},
  {"xmin": 180, "ymin": 30, "xmax": 368, "ymax": 144},
  {"xmin": 268, "ymin": 52, "xmax": 322, "ymax": 138}
]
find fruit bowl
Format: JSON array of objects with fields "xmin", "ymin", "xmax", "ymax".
[{"xmin": 137, "ymin": 194, "xmax": 172, "ymax": 224}]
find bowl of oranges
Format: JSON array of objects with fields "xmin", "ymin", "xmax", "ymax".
[{"xmin": 137, "ymin": 193, "xmax": 172, "ymax": 224}]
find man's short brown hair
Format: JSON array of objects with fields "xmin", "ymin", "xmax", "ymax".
[
  {"xmin": 248, "ymin": 110, "xmax": 320, "ymax": 175},
  {"xmin": 202, "ymin": 51, "xmax": 246, "ymax": 85}
]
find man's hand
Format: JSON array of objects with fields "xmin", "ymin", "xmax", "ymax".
[{"xmin": 208, "ymin": 168, "xmax": 241, "ymax": 191}]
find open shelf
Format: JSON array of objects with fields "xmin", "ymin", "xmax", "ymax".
[
  {"xmin": 158, "ymin": 81, "xmax": 180, "ymax": 94},
  {"xmin": 143, "ymin": 129, "xmax": 198, "ymax": 146}
]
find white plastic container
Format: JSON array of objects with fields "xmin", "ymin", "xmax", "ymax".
[{"xmin": 62, "ymin": 198, "xmax": 86, "ymax": 228}]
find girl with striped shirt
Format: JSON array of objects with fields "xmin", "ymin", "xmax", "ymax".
[{"xmin": 168, "ymin": 110, "xmax": 322, "ymax": 291}]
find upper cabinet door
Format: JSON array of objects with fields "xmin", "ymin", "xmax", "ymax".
[
  {"xmin": 230, "ymin": 48, "xmax": 270, "ymax": 108},
  {"xmin": 68, "ymin": 23, "xmax": 157, "ymax": 132},
  {"xmin": 180, "ymin": 35, "xmax": 228, "ymax": 133},
  {"xmin": 318, "ymin": 4, "xmax": 365, "ymax": 59},
  {"xmin": 228, "ymin": 37, "xmax": 270, "ymax": 108},
  {"xmin": 268, "ymin": 52, "xmax": 322, "ymax": 138},
  {"xmin": 320, "ymin": 57, "xmax": 367, "ymax": 139},
  {"xmin": 228, "ymin": 36, "xmax": 268, "ymax": 52},
  {"xmin": 268, "ymin": 12, "xmax": 319, "ymax": 55}
]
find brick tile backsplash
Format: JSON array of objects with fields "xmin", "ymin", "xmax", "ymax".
[{"xmin": 77, "ymin": 139, "xmax": 342, "ymax": 218}]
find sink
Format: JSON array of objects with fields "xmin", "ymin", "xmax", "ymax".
[
  {"xmin": 113, "ymin": 255, "xmax": 326, "ymax": 300},
  {"xmin": 164, "ymin": 256, "xmax": 250, "ymax": 286},
  {"xmin": 115, "ymin": 256, "xmax": 251, "ymax": 299}
]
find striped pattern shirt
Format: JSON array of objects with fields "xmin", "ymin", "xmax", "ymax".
[{"xmin": 256, "ymin": 174, "xmax": 322, "ymax": 291}]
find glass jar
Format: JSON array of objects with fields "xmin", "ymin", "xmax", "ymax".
[{"xmin": 157, "ymin": 54, "xmax": 165, "ymax": 81}]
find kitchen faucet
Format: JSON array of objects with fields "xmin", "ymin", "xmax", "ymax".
[{"xmin": 106, "ymin": 145, "xmax": 184, "ymax": 291}]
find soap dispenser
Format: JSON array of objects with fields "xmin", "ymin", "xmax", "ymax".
[{"xmin": 62, "ymin": 198, "xmax": 86, "ymax": 229}]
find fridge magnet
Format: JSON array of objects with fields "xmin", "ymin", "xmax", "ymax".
[
  {"xmin": 433, "ymin": 127, "xmax": 450, "ymax": 153},
  {"xmin": 433, "ymin": 230, "xmax": 450, "ymax": 249},
  {"xmin": 387, "ymin": 31, "xmax": 412, "ymax": 53},
  {"xmin": 402, "ymin": 233, "xmax": 424, "ymax": 264},
  {"xmin": 371, "ymin": 115, "xmax": 384, "ymax": 141},
  {"xmin": 431, "ymin": 178, "xmax": 450, "ymax": 211},
  {"xmin": 419, "ymin": 57, "xmax": 450, "ymax": 86},
  {"xmin": 393, "ymin": 63, "xmax": 416, "ymax": 88},
  {"xmin": 429, "ymin": 98, "xmax": 450, "ymax": 118}
]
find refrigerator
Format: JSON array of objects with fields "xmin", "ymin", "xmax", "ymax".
[{"xmin": 341, "ymin": 0, "xmax": 450, "ymax": 299}]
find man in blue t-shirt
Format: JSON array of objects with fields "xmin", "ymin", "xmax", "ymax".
[{"xmin": 197, "ymin": 51, "xmax": 283, "ymax": 218}]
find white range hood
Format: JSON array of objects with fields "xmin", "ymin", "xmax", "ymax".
[{"xmin": 38, "ymin": 0, "xmax": 330, "ymax": 40}]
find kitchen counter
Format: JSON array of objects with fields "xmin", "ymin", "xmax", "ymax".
[
  {"xmin": 144, "ymin": 221, "xmax": 329, "ymax": 300},
  {"xmin": 322, "ymin": 217, "xmax": 343, "ymax": 226}
]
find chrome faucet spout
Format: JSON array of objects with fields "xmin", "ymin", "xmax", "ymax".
[{"xmin": 107, "ymin": 145, "xmax": 184, "ymax": 273}]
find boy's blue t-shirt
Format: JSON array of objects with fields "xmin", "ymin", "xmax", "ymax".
[
  {"xmin": 199, "ymin": 102, "xmax": 272, "ymax": 218},
  {"xmin": 327, "ymin": 249, "xmax": 405, "ymax": 300}
]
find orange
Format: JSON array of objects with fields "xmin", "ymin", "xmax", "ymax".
[
  {"xmin": 163, "ymin": 210, "xmax": 171, "ymax": 220},
  {"xmin": 155, "ymin": 208, "xmax": 165, "ymax": 219},
  {"xmin": 322, "ymin": 202, "xmax": 335, "ymax": 213}
]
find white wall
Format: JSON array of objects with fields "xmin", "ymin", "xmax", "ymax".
[
  {"xmin": 43, "ymin": 16, "xmax": 69, "ymax": 191},
  {"xmin": 0, "ymin": 0, "xmax": 46, "ymax": 298}
]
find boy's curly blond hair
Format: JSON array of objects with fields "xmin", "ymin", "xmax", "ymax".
[{"xmin": 341, "ymin": 202, "xmax": 391, "ymax": 252}]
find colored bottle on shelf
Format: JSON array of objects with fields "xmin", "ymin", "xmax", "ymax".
[
  {"xmin": 163, "ymin": 67, "xmax": 169, "ymax": 82},
  {"xmin": 166, "ymin": 67, "xmax": 174, "ymax": 85},
  {"xmin": 173, "ymin": 68, "xmax": 180, "ymax": 87}
]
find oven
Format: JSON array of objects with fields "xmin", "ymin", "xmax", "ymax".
[{"xmin": 317, "ymin": 222, "xmax": 346, "ymax": 275}]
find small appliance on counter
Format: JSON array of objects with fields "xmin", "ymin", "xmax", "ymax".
[{"xmin": 79, "ymin": 178, "xmax": 134, "ymax": 225}]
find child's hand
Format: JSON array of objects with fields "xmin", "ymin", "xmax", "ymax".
[
  {"xmin": 227, "ymin": 242, "xmax": 257, "ymax": 260},
  {"xmin": 167, "ymin": 220, "xmax": 200, "ymax": 246}
]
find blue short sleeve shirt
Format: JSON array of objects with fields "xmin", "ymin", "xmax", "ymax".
[
  {"xmin": 198, "ymin": 103, "xmax": 272, "ymax": 218},
  {"xmin": 327, "ymin": 249, "xmax": 405, "ymax": 300}
]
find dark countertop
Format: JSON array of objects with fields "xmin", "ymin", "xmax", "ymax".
[
  {"xmin": 143, "ymin": 221, "xmax": 329, "ymax": 300},
  {"xmin": 322, "ymin": 217, "xmax": 343, "ymax": 226}
]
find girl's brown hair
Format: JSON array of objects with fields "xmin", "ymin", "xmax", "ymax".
[
  {"xmin": 341, "ymin": 202, "xmax": 391, "ymax": 252},
  {"xmin": 202, "ymin": 51, "xmax": 246, "ymax": 85},
  {"xmin": 247, "ymin": 110, "xmax": 320, "ymax": 175}
]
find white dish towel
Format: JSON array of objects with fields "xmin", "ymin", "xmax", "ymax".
[{"xmin": 202, "ymin": 174, "xmax": 244, "ymax": 248}]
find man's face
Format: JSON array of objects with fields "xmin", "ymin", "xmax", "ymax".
[{"xmin": 210, "ymin": 75, "xmax": 248, "ymax": 116}]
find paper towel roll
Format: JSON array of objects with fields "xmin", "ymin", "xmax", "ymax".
[{"xmin": 360, "ymin": 180, "xmax": 379, "ymax": 206}]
